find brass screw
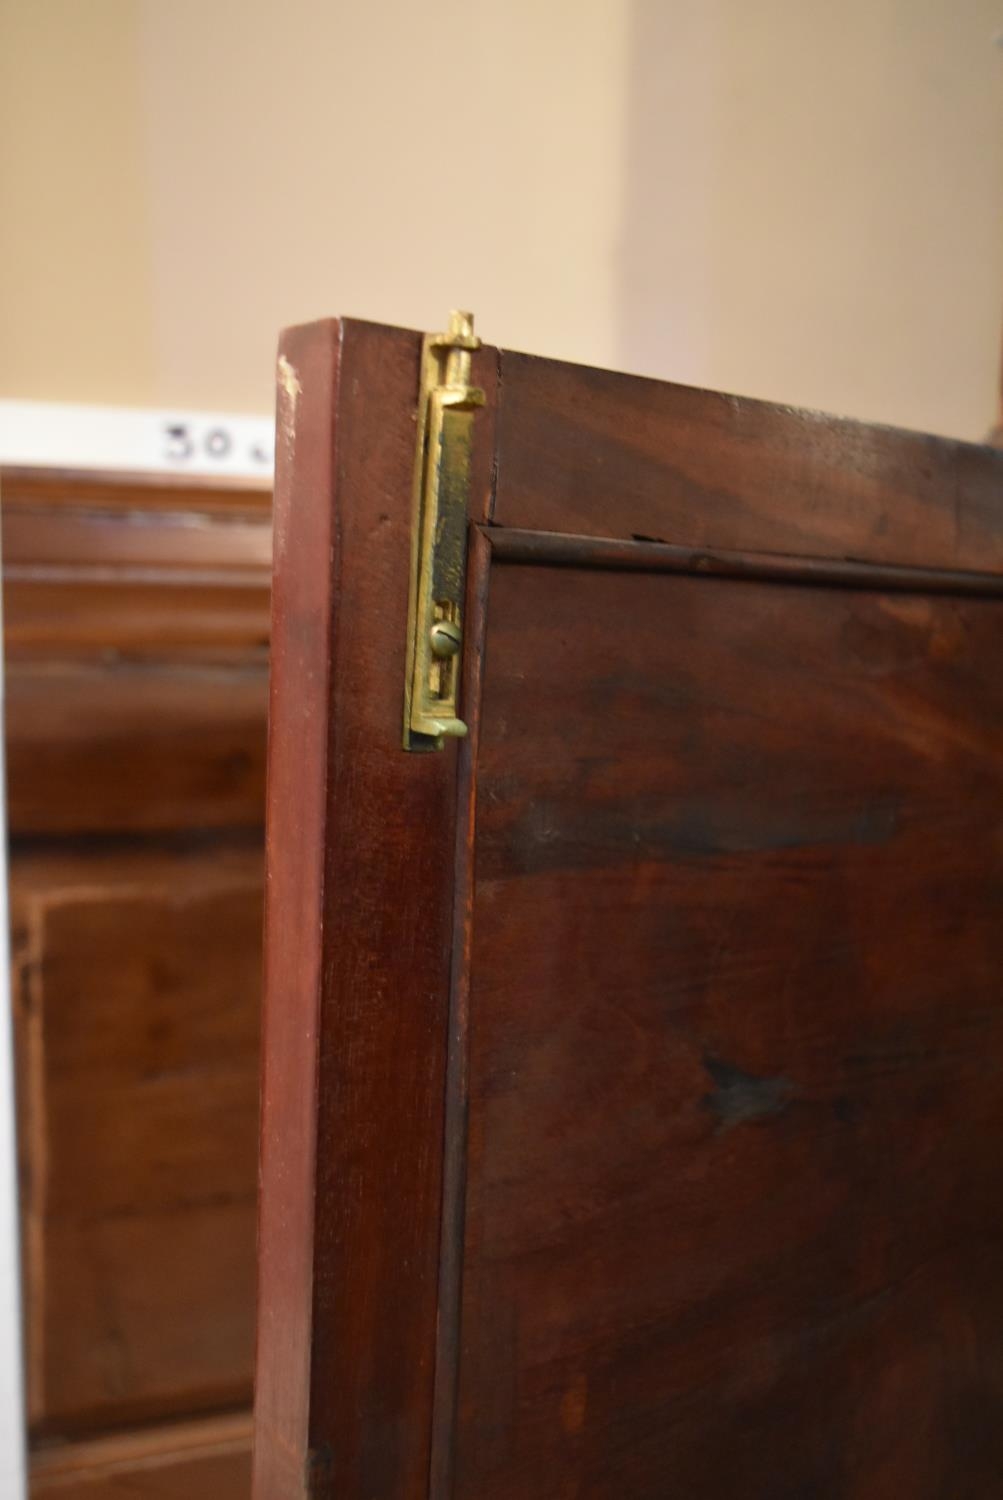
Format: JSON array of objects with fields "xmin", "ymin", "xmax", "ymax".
[{"xmin": 430, "ymin": 620, "xmax": 462, "ymax": 658}]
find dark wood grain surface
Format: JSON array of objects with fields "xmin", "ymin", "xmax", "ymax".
[
  {"xmin": 257, "ymin": 320, "xmax": 1003, "ymax": 1500},
  {"xmin": 254, "ymin": 319, "xmax": 497, "ymax": 1500},
  {"xmin": 485, "ymin": 525, "xmax": 1003, "ymax": 595},
  {"xmin": 452, "ymin": 558, "xmax": 1003, "ymax": 1499},
  {"xmin": 494, "ymin": 350, "xmax": 1003, "ymax": 571}
]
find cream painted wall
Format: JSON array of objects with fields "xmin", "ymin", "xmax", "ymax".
[
  {"xmin": 1, "ymin": 0, "xmax": 1002, "ymax": 440},
  {"xmin": 620, "ymin": 0, "xmax": 1003, "ymax": 440},
  {"xmin": 0, "ymin": 1, "xmax": 156, "ymax": 408}
]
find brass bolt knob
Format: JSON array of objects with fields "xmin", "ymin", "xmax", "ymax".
[{"xmin": 430, "ymin": 620, "xmax": 462, "ymax": 658}]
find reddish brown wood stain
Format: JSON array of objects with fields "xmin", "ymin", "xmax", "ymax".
[
  {"xmin": 256, "ymin": 318, "xmax": 1003, "ymax": 1500},
  {"xmin": 454, "ymin": 564, "xmax": 1003, "ymax": 1499},
  {"xmin": 255, "ymin": 320, "xmax": 496, "ymax": 1500},
  {"xmin": 493, "ymin": 350, "xmax": 1003, "ymax": 571}
]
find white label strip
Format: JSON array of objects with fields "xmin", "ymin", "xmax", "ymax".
[{"xmin": 0, "ymin": 400, "xmax": 274, "ymax": 480}]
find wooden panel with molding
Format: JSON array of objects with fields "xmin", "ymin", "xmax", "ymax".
[{"xmin": 2, "ymin": 468, "xmax": 270, "ymax": 1498}]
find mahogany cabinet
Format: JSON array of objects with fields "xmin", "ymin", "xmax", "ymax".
[
  {"xmin": 256, "ymin": 317, "xmax": 1003, "ymax": 1500},
  {"xmin": 1, "ymin": 467, "xmax": 270, "ymax": 1496}
]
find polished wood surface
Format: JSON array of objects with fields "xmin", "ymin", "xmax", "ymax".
[
  {"xmin": 454, "ymin": 558, "xmax": 1003, "ymax": 1499},
  {"xmin": 255, "ymin": 319, "xmax": 495, "ymax": 1500},
  {"xmin": 487, "ymin": 524, "xmax": 1003, "ymax": 594},
  {"xmin": 256, "ymin": 318, "xmax": 1003, "ymax": 1499},
  {"xmin": 3, "ymin": 468, "xmax": 269, "ymax": 1495},
  {"xmin": 493, "ymin": 350, "xmax": 1003, "ymax": 570}
]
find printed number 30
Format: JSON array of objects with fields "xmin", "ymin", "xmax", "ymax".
[{"xmin": 163, "ymin": 424, "xmax": 234, "ymax": 463}]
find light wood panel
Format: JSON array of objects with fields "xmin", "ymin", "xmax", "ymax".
[
  {"xmin": 2, "ymin": 466, "xmax": 270, "ymax": 1497},
  {"xmin": 31, "ymin": 1413, "xmax": 252, "ymax": 1498}
]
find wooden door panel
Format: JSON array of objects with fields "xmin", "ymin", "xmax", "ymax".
[
  {"xmin": 255, "ymin": 319, "xmax": 498, "ymax": 1500},
  {"xmin": 451, "ymin": 562, "xmax": 1003, "ymax": 1499},
  {"xmin": 255, "ymin": 317, "xmax": 1003, "ymax": 1500}
]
